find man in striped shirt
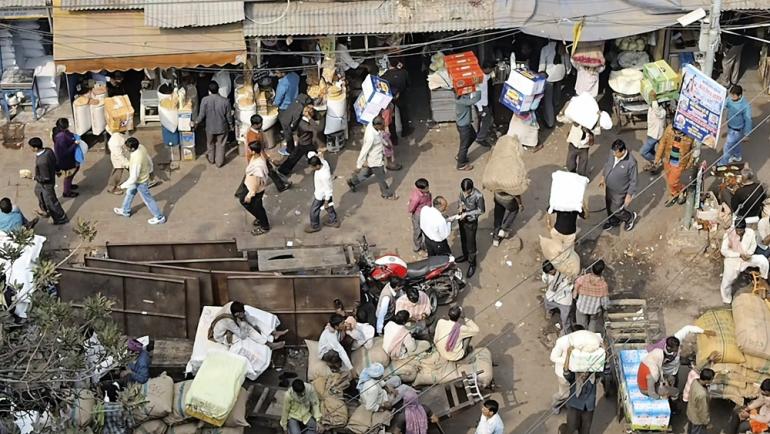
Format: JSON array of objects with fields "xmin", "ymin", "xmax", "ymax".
[{"xmin": 573, "ymin": 260, "xmax": 610, "ymax": 332}]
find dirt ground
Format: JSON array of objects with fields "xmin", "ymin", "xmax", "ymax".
[{"xmin": 1, "ymin": 66, "xmax": 769, "ymax": 433}]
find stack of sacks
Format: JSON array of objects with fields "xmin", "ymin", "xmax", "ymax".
[
  {"xmin": 619, "ymin": 349, "xmax": 671, "ymax": 429},
  {"xmin": 13, "ymin": 21, "xmax": 45, "ymax": 70},
  {"xmin": 694, "ymin": 308, "xmax": 753, "ymax": 404},
  {"xmin": 640, "ymin": 60, "xmax": 680, "ymax": 104},
  {"xmin": 411, "ymin": 347, "xmax": 493, "ymax": 388},
  {"xmin": 33, "ymin": 56, "xmax": 59, "ymax": 107},
  {"xmin": 184, "ymin": 351, "xmax": 248, "ymax": 427},
  {"xmin": 129, "ymin": 373, "xmax": 175, "ymax": 433},
  {"xmin": 500, "ymin": 68, "xmax": 545, "ymax": 114},
  {"xmin": 306, "ymin": 337, "xmax": 422, "ymax": 384},
  {"xmin": 0, "ymin": 29, "xmax": 16, "ymax": 68}
]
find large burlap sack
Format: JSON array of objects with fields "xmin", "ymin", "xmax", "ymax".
[
  {"xmin": 223, "ymin": 389, "xmax": 249, "ymax": 428},
  {"xmin": 539, "ymin": 236, "xmax": 580, "ymax": 278},
  {"xmin": 711, "ymin": 382, "xmax": 760, "ymax": 405},
  {"xmin": 386, "ymin": 356, "xmax": 421, "ymax": 383},
  {"xmin": 352, "ymin": 336, "xmax": 390, "ymax": 375},
  {"xmin": 163, "ymin": 381, "xmax": 193, "ymax": 426},
  {"xmin": 306, "ymin": 340, "xmax": 333, "ymax": 381},
  {"xmin": 481, "ymin": 135, "xmax": 529, "ymax": 195},
  {"xmin": 66, "ymin": 389, "xmax": 95, "ymax": 428},
  {"xmin": 312, "ymin": 371, "xmax": 351, "ymax": 428},
  {"xmin": 132, "ymin": 372, "xmax": 174, "ymax": 423},
  {"xmin": 134, "ymin": 419, "xmax": 167, "ymax": 434},
  {"xmin": 457, "ymin": 347, "xmax": 494, "ymax": 388},
  {"xmin": 743, "ymin": 355, "xmax": 770, "ymax": 374},
  {"xmin": 413, "ymin": 352, "xmax": 461, "ymax": 386},
  {"xmin": 346, "ymin": 406, "xmax": 392, "ymax": 434},
  {"xmin": 167, "ymin": 423, "xmax": 198, "ymax": 434},
  {"xmin": 695, "ymin": 310, "xmax": 745, "ymax": 366},
  {"xmin": 733, "ymin": 294, "xmax": 770, "ymax": 359}
]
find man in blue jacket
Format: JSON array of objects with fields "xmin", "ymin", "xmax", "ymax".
[
  {"xmin": 720, "ymin": 85, "xmax": 752, "ymax": 165},
  {"xmin": 274, "ymin": 71, "xmax": 300, "ymax": 156}
]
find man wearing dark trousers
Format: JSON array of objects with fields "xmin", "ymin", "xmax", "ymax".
[
  {"xmin": 194, "ymin": 81, "xmax": 233, "ymax": 168},
  {"xmin": 278, "ymin": 106, "xmax": 324, "ymax": 176},
  {"xmin": 474, "ymin": 62, "xmax": 496, "ymax": 147},
  {"xmin": 28, "ymin": 137, "xmax": 68, "ymax": 225},
  {"xmin": 599, "ymin": 139, "xmax": 638, "ymax": 231},
  {"xmin": 562, "ymin": 369, "xmax": 599, "ymax": 434},
  {"xmin": 277, "ymin": 94, "xmax": 314, "ymax": 156},
  {"xmin": 455, "ymin": 91, "xmax": 481, "ymax": 171},
  {"xmin": 457, "ymin": 178, "xmax": 485, "ymax": 278},
  {"xmin": 380, "ymin": 59, "xmax": 412, "ymax": 137}
]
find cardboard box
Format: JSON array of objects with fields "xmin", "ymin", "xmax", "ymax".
[
  {"xmin": 180, "ymin": 131, "xmax": 195, "ymax": 148},
  {"xmin": 499, "ymin": 83, "xmax": 543, "ymax": 114},
  {"xmin": 642, "ymin": 60, "xmax": 680, "ymax": 94},
  {"xmin": 448, "ymin": 64, "xmax": 484, "ymax": 89},
  {"xmin": 444, "ymin": 51, "xmax": 478, "ymax": 69},
  {"xmin": 354, "ymin": 74, "xmax": 393, "ymax": 124},
  {"xmin": 104, "ymin": 95, "xmax": 134, "ymax": 132},
  {"xmin": 506, "ymin": 68, "xmax": 546, "ymax": 96},
  {"xmin": 178, "ymin": 110, "xmax": 192, "ymax": 132},
  {"xmin": 181, "ymin": 147, "xmax": 195, "ymax": 161},
  {"xmin": 455, "ymin": 85, "xmax": 477, "ymax": 96},
  {"xmin": 640, "ymin": 78, "xmax": 679, "ymax": 104}
]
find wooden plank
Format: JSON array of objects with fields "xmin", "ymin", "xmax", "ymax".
[
  {"xmin": 152, "ymin": 338, "xmax": 193, "ymax": 368},
  {"xmin": 257, "ymin": 246, "xmax": 349, "ymax": 272}
]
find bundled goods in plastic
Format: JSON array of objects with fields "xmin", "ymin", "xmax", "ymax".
[
  {"xmin": 640, "ymin": 78, "xmax": 679, "ymax": 104},
  {"xmin": 642, "ymin": 60, "xmax": 680, "ymax": 94},
  {"xmin": 104, "ymin": 95, "xmax": 134, "ymax": 132},
  {"xmin": 506, "ymin": 68, "xmax": 546, "ymax": 96},
  {"xmin": 481, "ymin": 135, "xmax": 529, "ymax": 195},
  {"xmin": 732, "ymin": 293, "xmax": 770, "ymax": 359},
  {"xmin": 568, "ymin": 347, "xmax": 606, "ymax": 372},
  {"xmin": 618, "ymin": 350, "xmax": 671, "ymax": 429},
  {"xmin": 354, "ymin": 74, "xmax": 392, "ymax": 124},
  {"xmin": 89, "ymin": 99, "xmax": 105, "ymax": 135},
  {"xmin": 184, "ymin": 351, "xmax": 248, "ymax": 426},
  {"xmin": 571, "ymin": 41, "xmax": 605, "ymax": 68},
  {"xmin": 429, "ymin": 52, "xmax": 445, "ymax": 72},
  {"xmin": 564, "ymin": 93, "xmax": 600, "ymax": 129},
  {"xmin": 500, "ymin": 83, "xmax": 543, "ymax": 114},
  {"xmin": 72, "ymin": 95, "xmax": 92, "ymax": 136},
  {"xmin": 549, "ymin": 170, "xmax": 588, "ymax": 213},
  {"xmin": 158, "ymin": 89, "xmax": 180, "ymax": 132},
  {"xmin": 695, "ymin": 309, "xmax": 746, "ymax": 365}
]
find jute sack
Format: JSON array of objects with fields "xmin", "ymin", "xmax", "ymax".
[
  {"xmin": 66, "ymin": 389, "xmax": 95, "ymax": 428},
  {"xmin": 312, "ymin": 371, "xmax": 351, "ymax": 428},
  {"xmin": 743, "ymin": 355, "xmax": 770, "ymax": 374},
  {"xmin": 305, "ymin": 340, "xmax": 333, "ymax": 381},
  {"xmin": 385, "ymin": 356, "xmax": 421, "ymax": 384},
  {"xmin": 163, "ymin": 381, "xmax": 193, "ymax": 426},
  {"xmin": 413, "ymin": 352, "xmax": 461, "ymax": 386},
  {"xmin": 167, "ymin": 423, "xmax": 199, "ymax": 434},
  {"xmin": 133, "ymin": 419, "xmax": 167, "ymax": 434},
  {"xmin": 132, "ymin": 372, "xmax": 174, "ymax": 423},
  {"xmin": 351, "ymin": 336, "xmax": 390, "ymax": 375},
  {"xmin": 481, "ymin": 135, "xmax": 529, "ymax": 195},
  {"xmin": 456, "ymin": 347, "xmax": 494, "ymax": 388},
  {"xmin": 223, "ymin": 389, "xmax": 250, "ymax": 428},
  {"xmin": 732, "ymin": 293, "xmax": 770, "ymax": 359},
  {"xmin": 695, "ymin": 309, "xmax": 745, "ymax": 366},
  {"xmin": 539, "ymin": 236, "xmax": 580, "ymax": 278},
  {"xmin": 200, "ymin": 428, "xmax": 245, "ymax": 434},
  {"xmin": 346, "ymin": 406, "xmax": 392, "ymax": 434}
]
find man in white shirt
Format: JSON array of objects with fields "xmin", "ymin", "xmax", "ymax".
[
  {"xmin": 318, "ymin": 313, "xmax": 354, "ymax": 372},
  {"xmin": 347, "ymin": 117, "xmax": 396, "ymax": 200},
  {"xmin": 757, "ymin": 216, "xmax": 770, "ymax": 257},
  {"xmin": 720, "ymin": 219, "xmax": 769, "ymax": 304},
  {"xmin": 539, "ymin": 41, "xmax": 569, "ymax": 129},
  {"xmin": 565, "ymin": 122, "xmax": 594, "ymax": 177},
  {"xmin": 542, "ymin": 260, "xmax": 573, "ymax": 335},
  {"xmin": 419, "ymin": 196, "xmax": 453, "ymax": 256},
  {"xmin": 474, "ymin": 62, "xmax": 496, "ymax": 147},
  {"xmin": 475, "ymin": 399, "xmax": 503, "ymax": 434},
  {"xmin": 641, "ymin": 99, "xmax": 667, "ymax": 170},
  {"xmin": 305, "ymin": 152, "xmax": 339, "ymax": 233},
  {"xmin": 106, "ymin": 131, "xmax": 130, "ymax": 195}
]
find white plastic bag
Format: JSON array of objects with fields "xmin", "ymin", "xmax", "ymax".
[{"xmin": 549, "ymin": 170, "xmax": 589, "ymax": 212}]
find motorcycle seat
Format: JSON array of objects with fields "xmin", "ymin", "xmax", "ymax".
[{"xmin": 407, "ymin": 255, "xmax": 450, "ymax": 278}]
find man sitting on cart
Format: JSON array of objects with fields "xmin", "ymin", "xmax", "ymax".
[
  {"xmin": 735, "ymin": 379, "xmax": 770, "ymax": 434},
  {"xmin": 637, "ymin": 336, "xmax": 681, "ymax": 400}
]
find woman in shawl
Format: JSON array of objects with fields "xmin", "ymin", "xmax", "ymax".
[
  {"xmin": 389, "ymin": 388, "xmax": 440, "ymax": 434},
  {"xmin": 52, "ymin": 117, "xmax": 81, "ymax": 198}
]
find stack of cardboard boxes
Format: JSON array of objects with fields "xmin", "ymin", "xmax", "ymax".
[
  {"xmin": 640, "ymin": 60, "xmax": 680, "ymax": 104},
  {"xmin": 354, "ymin": 74, "xmax": 393, "ymax": 124},
  {"xmin": 444, "ymin": 52, "xmax": 484, "ymax": 96},
  {"xmin": 500, "ymin": 69, "xmax": 546, "ymax": 114}
]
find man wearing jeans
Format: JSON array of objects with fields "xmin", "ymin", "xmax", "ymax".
[
  {"xmin": 305, "ymin": 153, "xmax": 339, "ymax": 233},
  {"xmin": 455, "ymin": 91, "xmax": 481, "ymax": 171},
  {"xmin": 113, "ymin": 138, "xmax": 166, "ymax": 225},
  {"xmin": 720, "ymin": 85, "xmax": 752, "ymax": 165},
  {"xmin": 347, "ymin": 117, "xmax": 397, "ymax": 200},
  {"xmin": 640, "ymin": 99, "xmax": 667, "ymax": 170}
]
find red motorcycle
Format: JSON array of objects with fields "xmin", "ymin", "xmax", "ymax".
[{"xmin": 357, "ymin": 237, "xmax": 463, "ymax": 308}]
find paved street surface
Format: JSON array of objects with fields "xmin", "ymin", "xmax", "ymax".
[{"xmin": 2, "ymin": 69, "xmax": 769, "ymax": 433}]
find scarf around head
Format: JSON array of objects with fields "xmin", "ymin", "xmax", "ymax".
[{"xmin": 403, "ymin": 389, "xmax": 428, "ymax": 434}]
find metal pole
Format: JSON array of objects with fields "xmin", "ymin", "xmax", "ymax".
[{"xmin": 683, "ymin": 0, "xmax": 721, "ymax": 228}]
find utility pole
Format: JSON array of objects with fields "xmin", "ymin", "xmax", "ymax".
[{"xmin": 683, "ymin": 0, "xmax": 721, "ymax": 228}]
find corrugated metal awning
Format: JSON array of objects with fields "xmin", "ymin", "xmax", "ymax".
[
  {"xmin": 0, "ymin": 0, "xmax": 47, "ymax": 17},
  {"xmin": 243, "ymin": 0, "xmax": 536, "ymax": 37},
  {"xmin": 144, "ymin": 0, "xmax": 245, "ymax": 28},
  {"xmin": 60, "ymin": 0, "xmax": 140, "ymax": 11},
  {"xmin": 53, "ymin": 10, "xmax": 246, "ymax": 73},
  {"xmin": 0, "ymin": 0, "xmax": 47, "ymax": 6}
]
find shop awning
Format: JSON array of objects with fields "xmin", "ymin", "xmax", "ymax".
[
  {"xmin": 60, "ymin": 0, "xmax": 140, "ymax": 10},
  {"xmin": 145, "ymin": 0, "xmax": 245, "ymax": 28},
  {"xmin": 0, "ymin": 0, "xmax": 48, "ymax": 17},
  {"xmin": 518, "ymin": 0, "xmax": 770, "ymax": 42},
  {"xmin": 52, "ymin": 9, "xmax": 246, "ymax": 73},
  {"xmin": 243, "ymin": 0, "xmax": 536, "ymax": 37}
]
